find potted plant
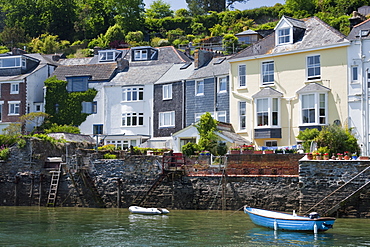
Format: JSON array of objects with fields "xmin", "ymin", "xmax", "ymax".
[
  {"xmin": 323, "ymin": 153, "xmax": 329, "ymax": 160},
  {"xmin": 337, "ymin": 153, "xmax": 343, "ymax": 160},
  {"xmin": 230, "ymin": 147, "xmax": 240, "ymax": 154},
  {"xmin": 344, "ymin": 151, "xmax": 350, "ymax": 160},
  {"xmin": 352, "ymin": 152, "xmax": 358, "ymax": 160},
  {"xmin": 306, "ymin": 153, "xmax": 313, "ymax": 160},
  {"xmin": 241, "ymin": 145, "xmax": 254, "ymax": 154},
  {"xmin": 264, "ymin": 149, "xmax": 274, "ymax": 154}
]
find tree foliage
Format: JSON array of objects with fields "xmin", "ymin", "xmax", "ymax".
[
  {"xmin": 297, "ymin": 125, "xmax": 361, "ymax": 155},
  {"xmin": 145, "ymin": 0, "xmax": 174, "ymax": 19},
  {"xmin": 195, "ymin": 112, "xmax": 219, "ymax": 154}
]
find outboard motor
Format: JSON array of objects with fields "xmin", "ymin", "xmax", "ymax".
[{"xmin": 308, "ymin": 212, "xmax": 320, "ymax": 219}]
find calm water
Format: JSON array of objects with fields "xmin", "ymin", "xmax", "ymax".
[{"xmin": 1, "ymin": 207, "xmax": 370, "ymax": 246}]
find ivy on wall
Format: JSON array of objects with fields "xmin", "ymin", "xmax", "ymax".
[{"xmin": 44, "ymin": 76, "xmax": 97, "ymax": 126}]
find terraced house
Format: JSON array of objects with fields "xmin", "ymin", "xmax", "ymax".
[
  {"xmin": 0, "ymin": 49, "xmax": 56, "ymax": 133},
  {"xmin": 228, "ymin": 16, "xmax": 349, "ymax": 149}
]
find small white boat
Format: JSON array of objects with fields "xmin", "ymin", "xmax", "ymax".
[{"xmin": 129, "ymin": 206, "xmax": 170, "ymax": 215}]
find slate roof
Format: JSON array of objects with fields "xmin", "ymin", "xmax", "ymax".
[
  {"xmin": 347, "ymin": 18, "xmax": 370, "ymax": 40},
  {"xmin": 236, "ymin": 29, "xmax": 258, "ymax": 36},
  {"xmin": 230, "ymin": 16, "xmax": 348, "ymax": 60},
  {"xmin": 188, "ymin": 56, "xmax": 230, "ymax": 80},
  {"xmin": 122, "ymin": 46, "xmax": 192, "ymax": 66},
  {"xmin": 155, "ymin": 63, "xmax": 195, "ymax": 84},
  {"xmin": 0, "ymin": 53, "xmax": 56, "ymax": 82},
  {"xmin": 252, "ymin": 87, "xmax": 283, "ymax": 98},
  {"xmin": 282, "ymin": 15, "xmax": 306, "ymax": 29},
  {"xmin": 52, "ymin": 63, "xmax": 118, "ymax": 81},
  {"xmin": 108, "ymin": 63, "xmax": 173, "ymax": 86},
  {"xmin": 296, "ymin": 82, "xmax": 331, "ymax": 94}
]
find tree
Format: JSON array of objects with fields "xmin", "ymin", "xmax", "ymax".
[
  {"xmin": 145, "ymin": 0, "xmax": 174, "ymax": 19},
  {"xmin": 30, "ymin": 34, "xmax": 70, "ymax": 54},
  {"xmin": 19, "ymin": 112, "xmax": 50, "ymax": 134},
  {"xmin": 222, "ymin": 33, "xmax": 238, "ymax": 54},
  {"xmin": 0, "ymin": 26, "xmax": 28, "ymax": 49},
  {"xmin": 297, "ymin": 125, "xmax": 360, "ymax": 155},
  {"xmin": 195, "ymin": 112, "xmax": 219, "ymax": 155},
  {"xmin": 109, "ymin": 0, "xmax": 145, "ymax": 32}
]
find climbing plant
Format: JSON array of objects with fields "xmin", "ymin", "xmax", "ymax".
[{"xmin": 44, "ymin": 76, "xmax": 97, "ymax": 126}]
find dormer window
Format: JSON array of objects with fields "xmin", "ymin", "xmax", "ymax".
[
  {"xmin": 134, "ymin": 50, "xmax": 148, "ymax": 60},
  {"xmin": 0, "ymin": 56, "xmax": 25, "ymax": 68},
  {"xmin": 98, "ymin": 50, "xmax": 120, "ymax": 62},
  {"xmin": 278, "ymin": 28, "xmax": 290, "ymax": 44}
]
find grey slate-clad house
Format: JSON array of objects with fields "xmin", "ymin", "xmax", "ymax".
[
  {"xmin": 153, "ymin": 62, "xmax": 194, "ymax": 139},
  {"xmin": 0, "ymin": 49, "xmax": 57, "ymax": 133},
  {"xmin": 185, "ymin": 49, "xmax": 230, "ymax": 126}
]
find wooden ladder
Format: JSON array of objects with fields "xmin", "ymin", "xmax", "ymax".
[{"xmin": 47, "ymin": 164, "xmax": 63, "ymax": 207}]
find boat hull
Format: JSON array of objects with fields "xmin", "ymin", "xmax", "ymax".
[
  {"xmin": 129, "ymin": 206, "xmax": 170, "ymax": 215},
  {"xmin": 244, "ymin": 207, "xmax": 335, "ymax": 232}
]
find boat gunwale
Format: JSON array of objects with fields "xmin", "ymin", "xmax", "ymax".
[{"xmin": 244, "ymin": 207, "xmax": 336, "ymax": 221}]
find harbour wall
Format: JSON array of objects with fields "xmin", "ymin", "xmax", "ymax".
[{"xmin": 0, "ymin": 141, "xmax": 369, "ymax": 217}]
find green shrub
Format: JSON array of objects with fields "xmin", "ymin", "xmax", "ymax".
[
  {"xmin": 0, "ymin": 147, "xmax": 10, "ymax": 160},
  {"xmin": 182, "ymin": 142, "xmax": 199, "ymax": 157},
  {"xmin": 98, "ymin": 144, "xmax": 116, "ymax": 151},
  {"xmin": 17, "ymin": 138, "xmax": 27, "ymax": 149},
  {"xmin": 103, "ymin": 153, "xmax": 117, "ymax": 159},
  {"xmin": 32, "ymin": 133, "xmax": 66, "ymax": 145}
]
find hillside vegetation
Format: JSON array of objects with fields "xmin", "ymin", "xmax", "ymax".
[{"xmin": 0, "ymin": 0, "xmax": 368, "ymax": 56}]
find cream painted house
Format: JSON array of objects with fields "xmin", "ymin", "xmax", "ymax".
[{"xmin": 228, "ymin": 16, "xmax": 349, "ymax": 149}]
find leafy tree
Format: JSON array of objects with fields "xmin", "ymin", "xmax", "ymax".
[
  {"xmin": 125, "ymin": 31, "xmax": 144, "ymax": 44},
  {"xmin": 0, "ymin": 26, "xmax": 28, "ymax": 49},
  {"xmin": 181, "ymin": 142, "xmax": 200, "ymax": 157},
  {"xmin": 0, "ymin": 46, "xmax": 9, "ymax": 54},
  {"xmin": 145, "ymin": 0, "xmax": 174, "ymax": 19},
  {"xmin": 105, "ymin": 24, "xmax": 125, "ymax": 44},
  {"xmin": 88, "ymin": 33, "xmax": 110, "ymax": 48},
  {"xmin": 195, "ymin": 112, "xmax": 219, "ymax": 155},
  {"xmin": 222, "ymin": 33, "xmax": 238, "ymax": 54},
  {"xmin": 297, "ymin": 125, "xmax": 360, "ymax": 155},
  {"xmin": 19, "ymin": 112, "xmax": 49, "ymax": 134},
  {"xmin": 109, "ymin": 0, "xmax": 145, "ymax": 32},
  {"xmin": 175, "ymin": 8, "xmax": 191, "ymax": 18},
  {"xmin": 30, "ymin": 34, "xmax": 70, "ymax": 54}
]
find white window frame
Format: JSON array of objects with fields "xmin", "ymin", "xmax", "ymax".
[
  {"xmin": 218, "ymin": 77, "xmax": 227, "ymax": 93},
  {"xmin": 239, "ymin": 101, "xmax": 246, "ymax": 130},
  {"xmin": 300, "ymin": 92, "xmax": 327, "ymax": 125},
  {"xmin": 307, "ymin": 55, "xmax": 321, "ymax": 81},
  {"xmin": 0, "ymin": 56, "xmax": 23, "ymax": 68},
  {"xmin": 277, "ymin": 28, "xmax": 291, "ymax": 45},
  {"xmin": 238, "ymin": 64, "xmax": 246, "ymax": 88},
  {"xmin": 351, "ymin": 66, "xmax": 359, "ymax": 83},
  {"xmin": 255, "ymin": 97, "xmax": 280, "ymax": 128},
  {"xmin": 134, "ymin": 50, "xmax": 148, "ymax": 60},
  {"xmin": 8, "ymin": 101, "xmax": 20, "ymax": 115},
  {"xmin": 122, "ymin": 112, "xmax": 144, "ymax": 127},
  {"xmin": 159, "ymin": 111, "xmax": 175, "ymax": 128},
  {"xmin": 262, "ymin": 61, "xmax": 274, "ymax": 85},
  {"xmin": 195, "ymin": 80, "xmax": 204, "ymax": 96},
  {"xmin": 216, "ymin": 111, "xmax": 226, "ymax": 122},
  {"xmin": 163, "ymin": 84, "xmax": 172, "ymax": 100},
  {"xmin": 10, "ymin": 83, "xmax": 19, "ymax": 94},
  {"xmin": 122, "ymin": 87, "xmax": 144, "ymax": 102}
]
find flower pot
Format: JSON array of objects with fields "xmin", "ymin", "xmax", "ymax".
[
  {"xmin": 230, "ymin": 150, "xmax": 240, "ymax": 155},
  {"xmin": 253, "ymin": 151, "xmax": 263, "ymax": 154},
  {"xmin": 344, "ymin": 155, "xmax": 350, "ymax": 160},
  {"xmin": 306, "ymin": 154, "xmax": 313, "ymax": 160},
  {"xmin": 352, "ymin": 156, "xmax": 357, "ymax": 160},
  {"xmin": 241, "ymin": 150, "xmax": 253, "ymax": 154},
  {"xmin": 323, "ymin": 155, "xmax": 329, "ymax": 160},
  {"xmin": 264, "ymin": 150, "xmax": 274, "ymax": 154}
]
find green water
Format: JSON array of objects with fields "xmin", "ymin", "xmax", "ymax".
[{"xmin": 0, "ymin": 207, "xmax": 369, "ymax": 246}]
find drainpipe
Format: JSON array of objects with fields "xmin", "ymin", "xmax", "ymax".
[{"xmin": 182, "ymin": 80, "xmax": 185, "ymax": 129}]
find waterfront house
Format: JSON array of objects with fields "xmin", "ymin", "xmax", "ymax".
[
  {"xmin": 0, "ymin": 49, "xmax": 57, "ymax": 133},
  {"xmin": 185, "ymin": 49, "xmax": 230, "ymax": 126},
  {"xmin": 347, "ymin": 15, "xmax": 370, "ymax": 156},
  {"xmin": 228, "ymin": 16, "xmax": 349, "ymax": 149}
]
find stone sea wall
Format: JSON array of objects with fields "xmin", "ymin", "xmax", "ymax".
[{"xmin": 0, "ymin": 140, "xmax": 369, "ymax": 217}]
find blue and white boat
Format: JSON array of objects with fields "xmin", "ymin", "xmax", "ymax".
[
  {"xmin": 244, "ymin": 206, "xmax": 335, "ymax": 233},
  {"xmin": 129, "ymin": 206, "xmax": 170, "ymax": 215}
]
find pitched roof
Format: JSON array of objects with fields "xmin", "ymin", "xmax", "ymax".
[
  {"xmin": 155, "ymin": 63, "xmax": 195, "ymax": 84},
  {"xmin": 52, "ymin": 63, "xmax": 118, "ymax": 81},
  {"xmin": 108, "ymin": 63, "xmax": 173, "ymax": 86},
  {"xmin": 252, "ymin": 87, "xmax": 283, "ymax": 98},
  {"xmin": 347, "ymin": 18, "xmax": 370, "ymax": 40},
  {"xmin": 123, "ymin": 46, "xmax": 192, "ymax": 66},
  {"xmin": 230, "ymin": 16, "xmax": 348, "ymax": 61},
  {"xmin": 296, "ymin": 82, "xmax": 331, "ymax": 94},
  {"xmin": 188, "ymin": 56, "xmax": 230, "ymax": 79}
]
